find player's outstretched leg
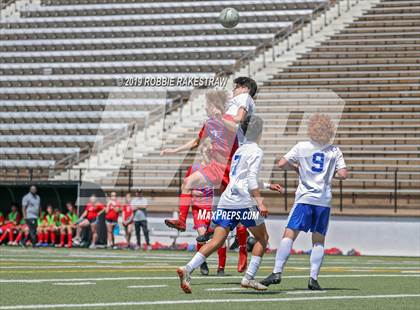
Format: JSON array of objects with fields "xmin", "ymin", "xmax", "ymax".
[
  {"xmin": 240, "ymin": 223, "xmax": 268, "ymax": 291},
  {"xmin": 177, "ymin": 226, "xmax": 230, "ymax": 293},
  {"xmin": 165, "ymin": 171, "xmax": 207, "ymax": 232},
  {"xmin": 260, "ymin": 228, "xmax": 299, "ymax": 287}
]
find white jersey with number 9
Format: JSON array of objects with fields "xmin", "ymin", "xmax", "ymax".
[{"xmin": 284, "ymin": 141, "xmax": 346, "ymax": 207}]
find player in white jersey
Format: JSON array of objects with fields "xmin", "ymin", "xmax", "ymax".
[
  {"xmin": 176, "ymin": 115, "xmax": 284, "ymax": 293},
  {"xmin": 197, "ymin": 77, "xmax": 257, "ymax": 273},
  {"xmin": 260, "ymin": 113, "xmax": 348, "ymax": 290},
  {"xmin": 222, "ymin": 76, "xmax": 256, "ymax": 145}
]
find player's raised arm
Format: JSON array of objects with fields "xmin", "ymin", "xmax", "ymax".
[
  {"xmin": 160, "ymin": 136, "xmax": 201, "ymax": 156},
  {"xmin": 221, "ymin": 107, "xmax": 247, "ymax": 132}
]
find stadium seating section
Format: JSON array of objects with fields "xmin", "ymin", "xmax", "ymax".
[
  {"xmin": 0, "ymin": 0, "xmax": 329, "ymax": 173},
  {"xmin": 0, "ymin": 0, "xmax": 419, "ymax": 214}
]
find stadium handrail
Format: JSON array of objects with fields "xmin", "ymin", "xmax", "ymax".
[
  {"xmin": 234, "ymin": 0, "xmax": 360, "ymax": 75},
  {"xmin": 0, "ymin": 0, "xmax": 16, "ymax": 10},
  {"xmin": 49, "ymin": 94, "xmax": 183, "ymax": 176}
]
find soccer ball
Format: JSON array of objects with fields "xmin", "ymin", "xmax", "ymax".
[{"xmin": 218, "ymin": 8, "xmax": 240, "ymax": 28}]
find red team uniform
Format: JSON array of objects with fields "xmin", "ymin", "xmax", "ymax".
[
  {"xmin": 176, "ymin": 114, "xmax": 238, "ymax": 229},
  {"xmin": 85, "ymin": 202, "xmax": 105, "ymax": 223},
  {"xmin": 105, "ymin": 201, "xmax": 120, "ymax": 223},
  {"xmin": 0, "ymin": 210, "xmax": 21, "ymax": 244},
  {"xmin": 122, "ymin": 204, "xmax": 134, "ymax": 225},
  {"xmin": 174, "ymin": 115, "xmax": 239, "ymax": 272}
]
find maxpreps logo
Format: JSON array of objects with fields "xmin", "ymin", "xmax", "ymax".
[{"xmin": 197, "ymin": 209, "xmax": 260, "ymax": 220}]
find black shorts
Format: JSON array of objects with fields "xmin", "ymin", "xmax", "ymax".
[
  {"xmin": 88, "ymin": 218, "xmax": 98, "ymax": 224},
  {"xmin": 106, "ymin": 219, "xmax": 118, "ymax": 225}
]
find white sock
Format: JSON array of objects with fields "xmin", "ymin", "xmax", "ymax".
[
  {"xmin": 186, "ymin": 252, "xmax": 206, "ymax": 273},
  {"xmin": 273, "ymin": 237, "xmax": 293, "ymax": 273},
  {"xmin": 310, "ymin": 243, "xmax": 325, "ymax": 280},
  {"xmin": 245, "ymin": 256, "xmax": 262, "ymax": 280}
]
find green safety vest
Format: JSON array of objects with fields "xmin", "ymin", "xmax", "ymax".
[
  {"xmin": 45, "ymin": 214, "xmax": 55, "ymax": 226},
  {"xmin": 37, "ymin": 213, "xmax": 45, "ymax": 225},
  {"xmin": 8, "ymin": 211, "xmax": 18, "ymax": 222},
  {"xmin": 67, "ymin": 212, "xmax": 78, "ymax": 224}
]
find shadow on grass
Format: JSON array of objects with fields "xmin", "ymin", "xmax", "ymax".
[{"xmin": 223, "ymin": 287, "xmax": 360, "ymax": 295}]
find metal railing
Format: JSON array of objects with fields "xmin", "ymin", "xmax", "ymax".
[
  {"xmin": 0, "ymin": 0, "xmax": 17, "ymax": 10},
  {"xmin": 47, "ymin": 95, "xmax": 183, "ymax": 178},
  {"xmin": 234, "ymin": 0, "xmax": 360, "ymax": 76}
]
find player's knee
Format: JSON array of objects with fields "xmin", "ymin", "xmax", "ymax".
[{"xmin": 260, "ymin": 235, "xmax": 269, "ymax": 249}]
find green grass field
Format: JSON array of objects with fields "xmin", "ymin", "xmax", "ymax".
[{"xmin": 0, "ymin": 247, "xmax": 419, "ymax": 309}]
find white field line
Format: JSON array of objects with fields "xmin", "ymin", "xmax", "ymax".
[
  {"xmin": 127, "ymin": 284, "xmax": 168, "ymax": 288},
  {"xmin": 0, "ymin": 294, "xmax": 419, "ymax": 309},
  {"xmin": 1, "ymin": 257, "xmax": 419, "ymax": 266},
  {"xmin": 52, "ymin": 282, "xmax": 96, "ymax": 286},
  {"xmin": 0, "ymin": 265, "xmax": 174, "ymax": 269},
  {"xmin": 286, "ymin": 290, "xmax": 327, "ymax": 295},
  {"xmin": 0, "ymin": 254, "xmax": 220, "ymax": 262},
  {"xmin": 206, "ymin": 287, "xmax": 243, "ymax": 291},
  {"xmin": 1, "ymin": 254, "xmax": 419, "ymax": 265},
  {"xmin": 1, "ymin": 265, "xmax": 418, "ymax": 270},
  {"xmin": 401, "ymin": 271, "xmax": 420, "ymax": 273},
  {"xmin": 1, "ymin": 274, "xmax": 419, "ymax": 284},
  {"xmin": 0, "ymin": 258, "xmax": 212, "ymax": 264}
]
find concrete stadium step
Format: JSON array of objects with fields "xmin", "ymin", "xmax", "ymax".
[
  {"xmin": 0, "ymin": 23, "xmax": 290, "ymax": 41},
  {"xmin": 22, "ymin": 1, "xmax": 324, "ymax": 17}
]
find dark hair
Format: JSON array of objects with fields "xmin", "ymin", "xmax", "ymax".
[
  {"xmin": 241, "ymin": 114, "xmax": 264, "ymax": 142},
  {"xmin": 234, "ymin": 76, "xmax": 258, "ymax": 98}
]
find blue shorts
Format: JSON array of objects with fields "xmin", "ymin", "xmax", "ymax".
[
  {"xmin": 286, "ymin": 203, "xmax": 330, "ymax": 236},
  {"xmin": 212, "ymin": 206, "xmax": 264, "ymax": 231}
]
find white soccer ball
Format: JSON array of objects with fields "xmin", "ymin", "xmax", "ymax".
[{"xmin": 218, "ymin": 7, "xmax": 240, "ymax": 28}]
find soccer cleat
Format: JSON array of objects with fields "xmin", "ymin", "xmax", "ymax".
[
  {"xmin": 176, "ymin": 267, "xmax": 192, "ymax": 294},
  {"xmin": 56, "ymin": 243, "xmax": 64, "ymax": 248},
  {"xmin": 196, "ymin": 229, "xmax": 214, "ymax": 243},
  {"xmin": 164, "ymin": 219, "xmax": 186, "ymax": 232},
  {"xmin": 308, "ymin": 277, "xmax": 322, "ymax": 290},
  {"xmin": 260, "ymin": 272, "xmax": 281, "ymax": 287},
  {"xmin": 200, "ymin": 262, "xmax": 209, "ymax": 276},
  {"xmin": 217, "ymin": 268, "xmax": 225, "ymax": 277},
  {"xmin": 241, "ymin": 278, "xmax": 268, "ymax": 291},
  {"xmin": 89, "ymin": 243, "xmax": 96, "ymax": 249}
]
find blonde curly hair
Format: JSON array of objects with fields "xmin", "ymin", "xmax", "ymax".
[{"xmin": 307, "ymin": 113, "xmax": 336, "ymax": 145}]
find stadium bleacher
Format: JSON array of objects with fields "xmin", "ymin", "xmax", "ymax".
[
  {"xmin": 0, "ymin": 0, "xmax": 419, "ymax": 214},
  {"xmin": 0, "ymin": 0, "xmax": 329, "ymax": 174},
  {"xmin": 89, "ymin": 0, "xmax": 420, "ymax": 214}
]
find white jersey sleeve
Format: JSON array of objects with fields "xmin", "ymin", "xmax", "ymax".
[
  {"xmin": 335, "ymin": 147, "xmax": 346, "ymax": 170},
  {"xmin": 225, "ymin": 93, "xmax": 256, "ymax": 146},
  {"xmin": 283, "ymin": 144, "xmax": 299, "ymax": 164},
  {"xmin": 226, "ymin": 93, "xmax": 255, "ymax": 116}
]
